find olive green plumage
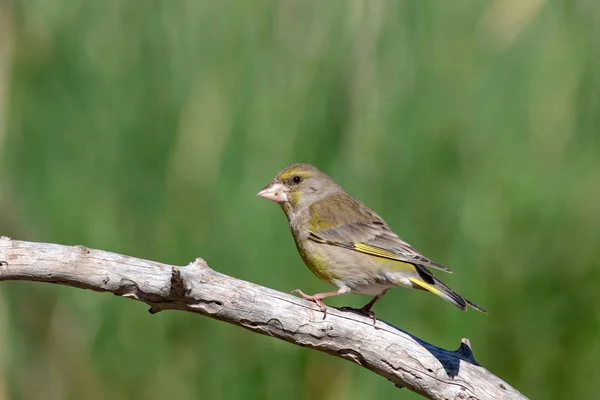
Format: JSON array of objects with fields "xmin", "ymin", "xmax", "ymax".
[{"xmin": 258, "ymin": 163, "xmax": 486, "ymax": 320}]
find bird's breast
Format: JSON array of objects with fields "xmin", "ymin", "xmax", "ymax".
[{"xmin": 293, "ymin": 238, "xmax": 335, "ymax": 284}]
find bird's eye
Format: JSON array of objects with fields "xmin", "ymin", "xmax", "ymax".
[{"xmin": 292, "ymin": 175, "xmax": 302, "ymax": 184}]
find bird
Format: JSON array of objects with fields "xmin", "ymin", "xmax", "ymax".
[{"xmin": 257, "ymin": 163, "xmax": 487, "ymax": 322}]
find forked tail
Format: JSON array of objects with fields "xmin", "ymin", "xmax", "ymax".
[{"xmin": 408, "ymin": 276, "xmax": 487, "ymax": 313}]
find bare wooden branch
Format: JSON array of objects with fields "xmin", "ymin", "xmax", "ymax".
[{"xmin": 0, "ymin": 238, "xmax": 527, "ymax": 400}]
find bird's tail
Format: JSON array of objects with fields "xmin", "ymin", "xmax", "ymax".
[{"xmin": 408, "ymin": 276, "xmax": 488, "ymax": 313}]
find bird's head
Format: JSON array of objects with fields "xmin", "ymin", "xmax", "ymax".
[{"xmin": 258, "ymin": 163, "xmax": 339, "ymax": 212}]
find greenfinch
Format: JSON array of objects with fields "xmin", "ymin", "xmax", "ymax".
[{"xmin": 258, "ymin": 163, "xmax": 487, "ymax": 322}]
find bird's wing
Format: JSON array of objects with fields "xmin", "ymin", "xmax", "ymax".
[{"xmin": 307, "ymin": 193, "xmax": 452, "ymax": 274}]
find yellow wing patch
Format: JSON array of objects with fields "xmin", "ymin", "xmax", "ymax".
[
  {"xmin": 308, "ymin": 233, "xmax": 411, "ymax": 263},
  {"xmin": 352, "ymin": 243, "xmax": 407, "ymax": 261},
  {"xmin": 308, "ymin": 231, "xmax": 453, "ymax": 273}
]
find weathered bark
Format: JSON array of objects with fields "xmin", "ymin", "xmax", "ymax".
[{"xmin": 0, "ymin": 237, "xmax": 526, "ymax": 400}]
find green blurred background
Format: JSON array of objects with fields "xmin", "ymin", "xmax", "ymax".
[{"xmin": 1, "ymin": 0, "xmax": 599, "ymax": 399}]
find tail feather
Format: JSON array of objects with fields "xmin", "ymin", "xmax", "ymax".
[
  {"xmin": 465, "ymin": 297, "xmax": 488, "ymax": 314},
  {"xmin": 408, "ymin": 277, "xmax": 487, "ymax": 314}
]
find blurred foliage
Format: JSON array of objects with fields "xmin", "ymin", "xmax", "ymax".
[{"xmin": 1, "ymin": 0, "xmax": 600, "ymax": 399}]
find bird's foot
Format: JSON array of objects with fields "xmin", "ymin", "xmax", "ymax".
[
  {"xmin": 340, "ymin": 306, "xmax": 377, "ymax": 325},
  {"xmin": 291, "ymin": 289, "xmax": 328, "ymax": 319},
  {"xmin": 359, "ymin": 307, "xmax": 377, "ymax": 325}
]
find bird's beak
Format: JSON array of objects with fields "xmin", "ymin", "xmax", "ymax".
[{"xmin": 257, "ymin": 182, "xmax": 288, "ymax": 203}]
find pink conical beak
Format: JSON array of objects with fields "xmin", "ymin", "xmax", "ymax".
[{"xmin": 257, "ymin": 182, "xmax": 288, "ymax": 203}]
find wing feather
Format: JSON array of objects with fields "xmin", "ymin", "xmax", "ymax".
[{"xmin": 307, "ymin": 194, "xmax": 452, "ymax": 274}]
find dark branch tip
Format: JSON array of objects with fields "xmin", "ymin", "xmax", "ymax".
[
  {"xmin": 460, "ymin": 338, "xmax": 472, "ymax": 350},
  {"xmin": 456, "ymin": 338, "xmax": 478, "ymax": 365}
]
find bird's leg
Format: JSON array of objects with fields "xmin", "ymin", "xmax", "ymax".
[
  {"xmin": 291, "ymin": 288, "xmax": 348, "ymax": 319},
  {"xmin": 351, "ymin": 289, "xmax": 388, "ymax": 325}
]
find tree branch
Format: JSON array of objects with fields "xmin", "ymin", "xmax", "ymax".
[{"xmin": 0, "ymin": 237, "xmax": 526, "ymax": 400}]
